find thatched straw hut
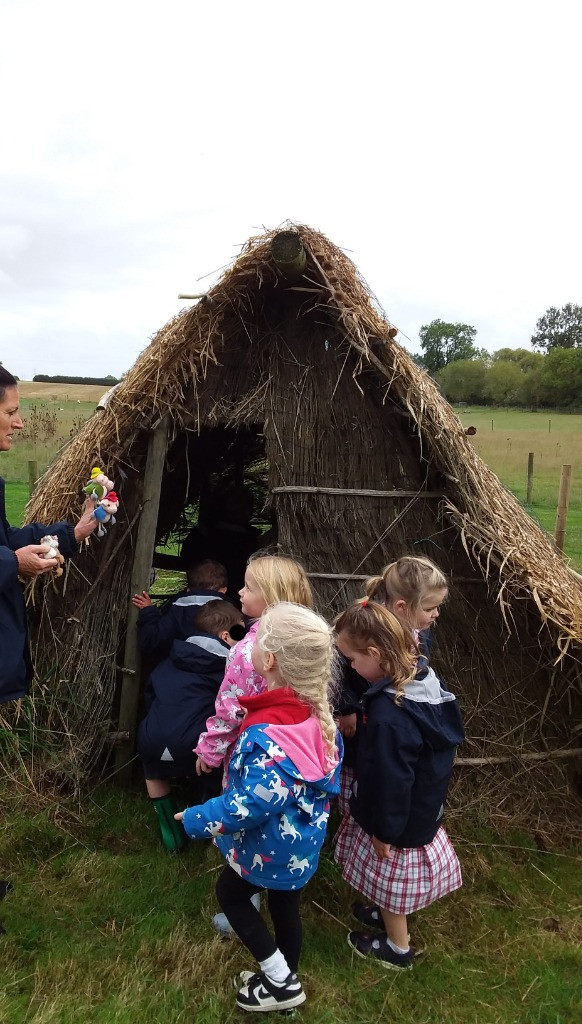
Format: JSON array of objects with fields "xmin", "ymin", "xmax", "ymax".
[{"xmin": 14, "ymin": 225, "xmax": 582, "ymax": 811}]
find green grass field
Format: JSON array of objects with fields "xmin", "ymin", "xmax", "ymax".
[
  {"xmin": 0, "ymin": 785, "xmax": 580, "ymax": 1024},
  {"xmin": 457, "ymin": 407, "xmax": 582, "ymax": 568},
  {"xmin": 1, "ymin": 395, "xmax": 96, "ymax": 488}
]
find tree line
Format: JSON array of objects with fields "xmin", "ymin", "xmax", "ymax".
[
  {"xmin": 414, "ymin": 304, "xmax": 582, "ymax": 408},
  {"xmin": 32, "ymin": 374, "xmax": 121, "ymax": 386}
]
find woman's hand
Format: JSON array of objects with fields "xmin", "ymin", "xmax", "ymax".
[
  {"xmin": 132, "ymin": 591, "xmax": 152, "ymax": 609},
  {"xmin": 15, "ymin": 545, "xmax": 59, "ymax": 577},
  {"xmin": 73, "ymin": 499, "xmax": 99, "ymax": 543}
]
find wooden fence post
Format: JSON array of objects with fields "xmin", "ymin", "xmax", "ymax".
[
  {"xmin": 28, "ymin": 460, "xmax": 38, "ymax": 498},
  {"xmin": 114, "ymin": 417, "xmax": 169, "ymax": 783},
  {"xmin": 526, "ymin": 452, "xmax": 534, "ymax": 504},
  {"xmin": 554, "ymin": 464, "xmax": 572, "ymax": 552}
]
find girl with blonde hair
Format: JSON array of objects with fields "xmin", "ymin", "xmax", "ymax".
[
  {"xmin": 365, "ymin": 554, "xmax": 448, "ymax": 651},
  {"xmin": 177, "ymin": 602, "xmax": 341, "ymax": 1013},
  {"xmin": 195, "ymin": 556, "xmax": 313, "ymax": 776}
]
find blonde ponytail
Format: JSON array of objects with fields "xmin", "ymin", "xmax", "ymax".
[
  {"xmin": 366, "ymin": 555, "xmax": 448, "ymax": 613},
  {"xmin": 255, "ymin": 603, "xmax": 337, "ymax": 757}
]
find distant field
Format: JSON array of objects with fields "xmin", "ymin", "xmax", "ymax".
[
  {"xmin": 458, "ymin": 407, "xmax": 582, "ymax": 504},
  {"xmin": 456, "ymin": 407, "xmax": 582, "ymax": 567},
  {"xmin": 2, "ymin": 384, "xmax": 99, "ymax": 486},
  {"xmin": 18, "ymin": 381, "xmax": 108, "ymax": 402}
]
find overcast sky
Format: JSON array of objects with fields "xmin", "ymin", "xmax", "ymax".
[{"xmin": 1, "ymin": 0, "xmax": 580, "ymax": 380}]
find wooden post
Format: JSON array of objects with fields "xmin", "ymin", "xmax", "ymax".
[
  {"xmin": 28, "ymin": 460, "xmax": 38, "ymax": 497},
  {"xmin": 271, "ymin": 231, "xmax": 307, "ymax": 278},
  {"xmin": 526, "ymin": 452, "xmax": 534, "ymax": 504},
  {"xmin": 114, "ymin": 417, "xmax": 169, "ymax": 782},
  {"xmin": 554, "ymin": 464, "xmax": 572, "ymax": 552}
]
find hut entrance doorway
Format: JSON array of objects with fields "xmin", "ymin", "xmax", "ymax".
[{"xmin": 153, "ymin": 424, "xmax": 275, "ymax": 604}]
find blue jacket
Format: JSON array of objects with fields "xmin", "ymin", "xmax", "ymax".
[
  {"xmin": 137, "ymin": 589, "xmax": 227, "ymax": 660},
  {"xmin": 137, "ymin": 631, "xmax": 230, "ymax": 765},
  {"xmin": 182, "ymin": 715, "xmax": 342, "ymax": 890},
  {"xmin": 0, "ymin": 477, "xmax": 76, "ymax": 703},
  {"xmin": 350, "ymin": 659, "xmax": 464, "ymax": 848}
]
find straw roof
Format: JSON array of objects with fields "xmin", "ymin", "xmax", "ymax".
[{"xmin": 15, "ymin": 223, "xmax": 582, "ymax": 799}]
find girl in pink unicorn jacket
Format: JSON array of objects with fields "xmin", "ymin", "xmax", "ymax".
[{"xmin": 194, "ymin": 555, "xmax": 313, "ymax": 776}]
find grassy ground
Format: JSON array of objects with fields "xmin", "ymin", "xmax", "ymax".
[
  {"xmin": 3, "ymin": 482, "xmax": 30, "ymax": 525},
  {"xmin": 0, "ymin": 783, "xmax": 580, "ymax": 1024}
]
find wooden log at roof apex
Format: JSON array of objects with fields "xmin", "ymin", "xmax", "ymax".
[{"xmin": 271, "ymin": 230, "xmax": 307, "ymax": 278}]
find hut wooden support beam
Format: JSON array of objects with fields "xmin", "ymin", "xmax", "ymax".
[
  {"xmin": 272, "ymin": 486, "xmax": 444, "ymax": 498},
  {"xmin": 306, "ymin": 572, "xmax": 483, "ymax": 582},
  {"xmin": 114, "ymin": 416, "xmax": 169, "ymax": 784}
]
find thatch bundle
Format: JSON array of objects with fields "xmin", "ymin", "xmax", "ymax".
[{"xmin": 7, "ymin": 224, "xmax": 581, "ymax": 811}]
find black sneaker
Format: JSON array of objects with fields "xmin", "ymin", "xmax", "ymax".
[
  {"xmin": 347, "ymin": 931, "xmax": 414, "ymax": 970},
  {"xmin": 352, "ymin": 901, "xmax": 384, "ymax": 929},
  {"xmin": 235, "ymin": 971, "xmax": 306, "ymax": 1012}
]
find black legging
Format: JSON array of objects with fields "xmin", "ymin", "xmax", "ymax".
[{"xmin": 215, "ymin": 864, "xmax": 303, "ymax": 972}]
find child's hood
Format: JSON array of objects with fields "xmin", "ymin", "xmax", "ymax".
[
  {"xmin": 240, "ymin": 718, "xmax": 341, "ymax": 791},
  {"xmin": 170, "ymin": 631, "xmax": 229, "ymax": 672},
  {"xmin": 369, "ymin": 660, "xmax": 465, "ymax": 750}
]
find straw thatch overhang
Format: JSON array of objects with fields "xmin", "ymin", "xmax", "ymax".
[{"xmin": 13, "ymin": 224, "xmax": 582, "ymax": 808}]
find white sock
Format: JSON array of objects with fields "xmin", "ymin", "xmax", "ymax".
[
  {"xmin": 259, "ymin": 949, "xmax": 291, "ymax": 984},
  {"xmin": 386, "ymin": 937, "xmax": 410, "ymax": 955}
]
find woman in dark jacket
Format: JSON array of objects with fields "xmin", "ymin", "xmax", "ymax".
[{"xmin": 0, "ymin": 367, "xmax": 98, "ymax": 920}]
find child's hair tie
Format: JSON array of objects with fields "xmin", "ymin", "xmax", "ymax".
[{"xmin": 361, "ymin": 598, "xmax": 369, "ymax": 608}]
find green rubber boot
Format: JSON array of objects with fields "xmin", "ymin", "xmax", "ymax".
[{"xmin": 151, "ymin": 794, "xmax": 185, "ymax": 852}]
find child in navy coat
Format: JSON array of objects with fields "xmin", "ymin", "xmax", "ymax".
[
  {"xmin": 138, "ymin": 599, "xmax": 244, "ymax": 851},
  {"xmin": 132, "ymin": 559, "xmax": 230, "ymax": 662},
  {"xmin": 334, "ymin": 599, "xmax": 464, "ymax": 971}
]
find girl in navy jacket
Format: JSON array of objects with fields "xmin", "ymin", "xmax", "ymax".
[
  {"xmin": 334, "ymin": 599, "xmax": 464, "ymax": 971},
  {"xmin": 335, "ymin": 555, "xmax": 448, "ymax": 817},
  {"xmin": 176, "ymin": 602, "xmax": 341, "ymax": 1014}
]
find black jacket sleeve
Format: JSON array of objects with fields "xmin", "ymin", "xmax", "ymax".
[{"xmin": 136, "ymin": 604, "xmax": 181, "ymax": 659}]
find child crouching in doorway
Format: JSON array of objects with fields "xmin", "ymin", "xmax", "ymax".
[
  {"xmin": 138, "ymin": 599, "xmax": 245, "ymax": 851},
  {"xmin": 176, "ymin": 603, "xmax": 342, "ymax": 1013}
]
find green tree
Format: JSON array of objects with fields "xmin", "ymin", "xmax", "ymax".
[
  {"xmin": 485, "ymin": 361, "xmax": 525, "ymax": 406},
  {"xmin": 530, "ymin": 303, "xmax": 582, "ymax": 352},
  {"xmin": 418, "ymin": 320, "xmax": 478, "ymax": 373},
  {"xmin": 435, "ymin": 358, "xmax": 488, "ymax": 404},
  {"xmin": 534, "ymin": 347, "xmax": 582, "ymax": 406},
  {"xmin": 492, "ymin": 347, "xmax": 543, "ymax": 372}
]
